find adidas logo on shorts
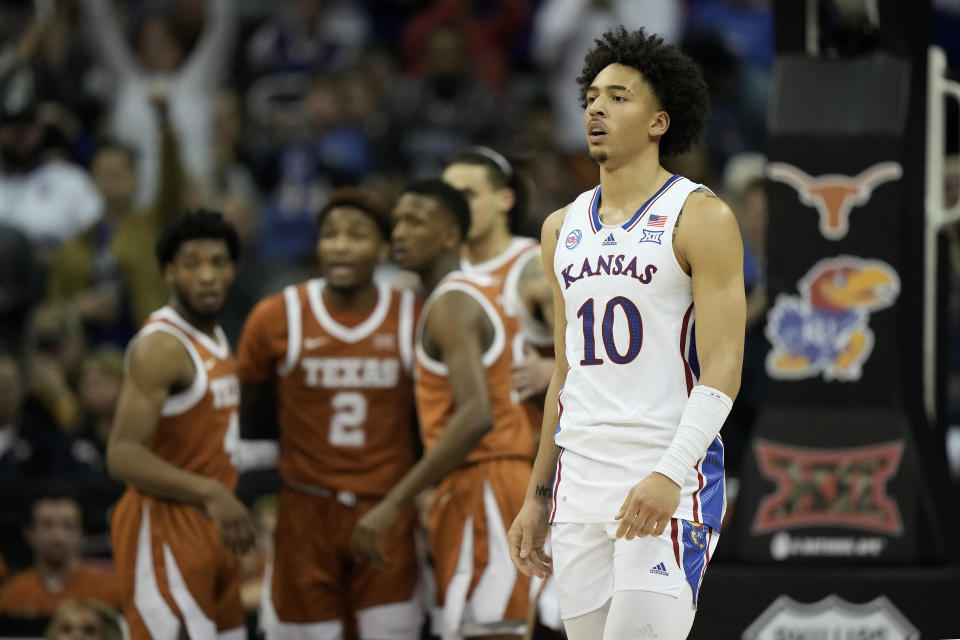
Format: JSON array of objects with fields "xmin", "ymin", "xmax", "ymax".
[{"xmin": 649, "ymin": 562, "xmax": 669, "ymax": 576}]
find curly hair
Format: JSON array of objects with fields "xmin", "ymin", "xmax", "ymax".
[
  {"xmin": 316, "ymin": 187, "xmax": 392, "ymax": 240},
  {"xmin": 155, "ymin": 210, "xmax": 241, "ymax": 268},
  {"xmin": 577, "ymin": 26, "xmax": 709, "ymax": 157}
]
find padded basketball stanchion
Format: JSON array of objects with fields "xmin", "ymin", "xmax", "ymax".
[{"xmin": 732, "ymin": 0, "xmax": 955, "ymax": 566}]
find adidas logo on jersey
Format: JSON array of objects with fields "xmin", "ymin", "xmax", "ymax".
[
  {"xmin": 649, "ymin": 562, "xmax": 669, "ymax": 576},
  {"xmin": 601, "ymin": 233, "xmax": 617, "ymax": 246},
  {"xmin": 636, "ymin": 623, "xmax": 658, "ymax": 639}
]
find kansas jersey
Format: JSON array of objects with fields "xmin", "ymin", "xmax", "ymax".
[{"xmin": 551, "ymin": 176, "xmax": 725, "ymax": 531}]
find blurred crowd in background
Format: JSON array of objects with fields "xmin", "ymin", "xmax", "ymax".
[{"xmin": 0, "ymin": 0, "xmax": 958, "ymax": 634}]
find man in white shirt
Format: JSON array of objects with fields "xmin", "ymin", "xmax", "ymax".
[{"xmin": 0, "ymin": 67, "xmax": 102, "ymax": 254}]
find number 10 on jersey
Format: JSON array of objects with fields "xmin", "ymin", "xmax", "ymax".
[{"xmin": 577, "ymin": 297, "xmax": 643, "ymax": 365}]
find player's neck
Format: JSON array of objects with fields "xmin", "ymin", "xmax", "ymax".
[
  {"xmin": 36, "ymin": 556, "xmax": 79, "ymax": 583},
  {"xmin": 598, "ymin": 151, "xmax": 672, "ymax": 221},
  {"xmin": 464, "ymin": 225, "xmax": 513, "ymax": 265},
  {"xmin": 420, "ymin": 251, "xmax": 462, "ymax": 294},
  {"xmin": 321, "ymin": 279, "xmax": 379, "ymax": 313},
  {"xmin": 168, "ymin": 299, "xmax": 218, "ymax": 337}
]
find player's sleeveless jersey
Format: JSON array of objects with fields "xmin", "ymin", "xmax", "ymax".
[
  {"xmin": 462, "ymin": 238, "xmax": 556, "ymax": 435},
  {"xmin": 461, "ymin": 237, "xmax": 553, "ymax": 348},
  {"xmin": 551, "ymin": 176, "xmax": 725, "ymax": 531},
  {"xmin": 130, "ymin": 306, "xmax": 240, "ymax": 490},
  {"xmin": 415, "ymin": 271, "xmax": 533, "ymax": 463},
  {"xmin": 238, "ymin": 279, "xmax": 417, "ymax": 495}
]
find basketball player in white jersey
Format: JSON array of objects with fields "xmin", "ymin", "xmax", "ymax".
[
  {"xmin": 508, "ymin": 26, "xmax": 746, "ymax": 640},
  {"xmin": 442, "ymin": 148, "xmax": 555, "ymax": 404}
]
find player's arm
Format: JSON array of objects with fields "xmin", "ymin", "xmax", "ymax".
[
  {"xmin": 678, "ymin": 191, "xmax": 745, "ymax": 397},
  {"xmin": 106, "ymin": 332, "xmax": 255, "ymax": 554},
  {"xmin": 509, "ymin": 206, "xmax": 570, "ymax": 578},
  {"xmin": 512, "ymin": 251, "xmax": 557, "ymax": 402},
  {"xmin": 352, "ymin": 292, "xmax": 494, "ymax": 567},
  {"xmin": 615, "ymin": 191, "xmax": 746, "ymax": 540}
]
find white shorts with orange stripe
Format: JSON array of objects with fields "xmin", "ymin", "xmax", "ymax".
[
  {"xmin": 550, "ymin": 519, "xmax": 719, "ymax": 620},
  {"xmin": 111, "ymin": 491, "xmax": 246, "ymax": 640}
]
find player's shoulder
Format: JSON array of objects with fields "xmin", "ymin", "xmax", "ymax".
[
  {"xmin": 681, "ymin": 187, "xmax": 736, "ymax": 224},
  {"xmin": 430, "ymin": 274, "xmax": 490, "ymax": 319},
  {"xmin": 246, "ymin": 283, "xmax": 304, "ymax": 330},
  {"xmin": 129, "ymin": 324, "xmax": 190, "ymax": 361},
  {"xmin": 676, "ymin": 187, "xmax": 742, "ymax": 260},
  {"xmin": 0, "ymin": 567, "xmax": 39, "ymax": 594},
  {"xmin": 541, "ymin": 202, "xmax": 574, "ymax": 245}
]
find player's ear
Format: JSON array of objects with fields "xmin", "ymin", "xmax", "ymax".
[
  {"xmin": 650, "ymin": 110, "xmax": 669, "ymax": 138},
  {"xmin": 443, "ymin": 225, "xmax": 461, "ymax": 251},
  {"xmin": 377, "ymin": 238, "xmax": 390, "ymax": 262},
  {"xmin": 497, "ymin": 188, "xmax": 515, "ymax": 217},
  {"xmin": 162, "ymin": 263, "xmax": 175, "ymax": 287}
]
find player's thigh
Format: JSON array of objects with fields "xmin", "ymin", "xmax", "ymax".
[
  {"xmin": 429, "ymin": 460, "xmax": 531, "ymax": 635},
  {"xmin": 610, "ymin": 519, "xmax": 719, "ymax": 606},
  {"xmin": 113, "ymin": 495, "xmax": 226, "ymax": 639},
  {"xmin": 213, "ymin": 548, "xmax": 246, "ymax": 637},
  {"xmin": 602, "ymin": 585, "xmax": 696, "ymax": 640},
  {"xmin": 269, "ymin": 489, "xmax": 346, "ymax": 625},
  {"xmin": 351, "ymin": 506, "xmax": 422, "ymax": 640},
  {"xmin": 549, "ymin": 521, "xmax": 613, "ymax": 621}
]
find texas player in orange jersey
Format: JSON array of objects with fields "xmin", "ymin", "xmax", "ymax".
[
  {"xmin": 443, "ymin": 148, "xmax": 565, "ymax": 637},
  {"xmin": 237, "ymin": 188, "xmax": 422, "ymax": 640},
  {"xmin": 107, "ymin": 210, "xmax": 253, "ymax": 640},
  {"xmin": 352, "ymin": 180, "xmax": 533, "ymax": 640},
  {"xmin": 442, "ymin": 147, "xmax": 556, "ymax": 422}
]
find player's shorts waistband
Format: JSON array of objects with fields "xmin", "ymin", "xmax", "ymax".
[{"xmin": 281, "ymin": 477, "xmax": 381, "ymax": 507}]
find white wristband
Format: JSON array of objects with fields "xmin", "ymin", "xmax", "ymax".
[
  {"xmin": 653, "ymin": 385, "xmax": 733, "ymax": 487},
  {"xmin": 234, "ymin": 439, "xmax": 279, "ymax": 472}
]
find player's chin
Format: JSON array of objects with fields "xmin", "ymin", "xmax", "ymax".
[
  {"xmin": 192, "ymin": 293, "xmax": 225, "ymax": 315},
  {"xmin": 325, "ymin": 271, "xmax": 364, "ymax": 289},
  {"xmin": 392, "ymin": 250, "xmax": 420, "ymax": 272}
]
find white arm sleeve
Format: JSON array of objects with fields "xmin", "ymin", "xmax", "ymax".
[
  {"xmin": 234, "ymin": 439, "xmax": 279, "ymax": 472},
  {"xmin": 653, "ymin": 385, "xmax": 733, "ymax": 487}
]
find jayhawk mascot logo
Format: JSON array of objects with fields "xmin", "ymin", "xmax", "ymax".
[{"xmin": 766, "ymin": 256, "xmax": 900, "ymax": 381}]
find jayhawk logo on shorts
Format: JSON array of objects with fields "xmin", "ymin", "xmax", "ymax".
[
  {"xmin": 765, "ymin": 256, "xmax": 900, "ymax": 382},
  {"xmin": 688, "ymin": 522, "xmax": 706, "ymax": 550}
]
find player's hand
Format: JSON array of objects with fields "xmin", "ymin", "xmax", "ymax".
[
  {"xmin": 508, "ymin": 498, "xmax": 552, "ymax": 579},
  {"xmin": 205, "ymin": 484, "xmax": 256, "ymax": 556},
  {"xmin": 614, "ymin": 472, "xmax": 681, "ymax": 540},
  {"xmin": 351, "ymin": 499, "xmax": 402, "ymax": 569},
  {"xmin": 511, "ymin": 345, "xmax": 554, "ymax": 401}
]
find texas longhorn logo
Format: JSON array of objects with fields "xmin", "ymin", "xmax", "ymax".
[{"xmin": 767, "ymin": 161, "xmax": 902, "ymax": 240}]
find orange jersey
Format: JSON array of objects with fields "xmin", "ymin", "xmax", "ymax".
[
  {"xmin": 463, "ymin": 238, "xmax": 556, "ymax": 434},
  {"xmin": 237, "ymin": 279, "xmax": 418, "ymax": 495},
  {"xmin": 130, "ymin": 307, "xmax": 240, "ymax": 491},
  {"xmin": 0, "ymin": 564, "xmax": 122, "ymax": 616},
  {"xmin": 416, "ymin": 272, "xmax": 533, "ymax": 464},
  {"xmin": 461, "ymin": 237, "xmax": 554, "ymax": 349}
]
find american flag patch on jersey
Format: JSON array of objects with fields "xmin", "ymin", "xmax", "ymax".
[{"xmin": 647, "ymin": 214, "xmax": 667, "ymax": 228}]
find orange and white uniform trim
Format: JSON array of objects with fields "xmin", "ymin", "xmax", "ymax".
[{"xmin": 111, "ymin": 306, "xmax": 245, "ymax": 640}]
